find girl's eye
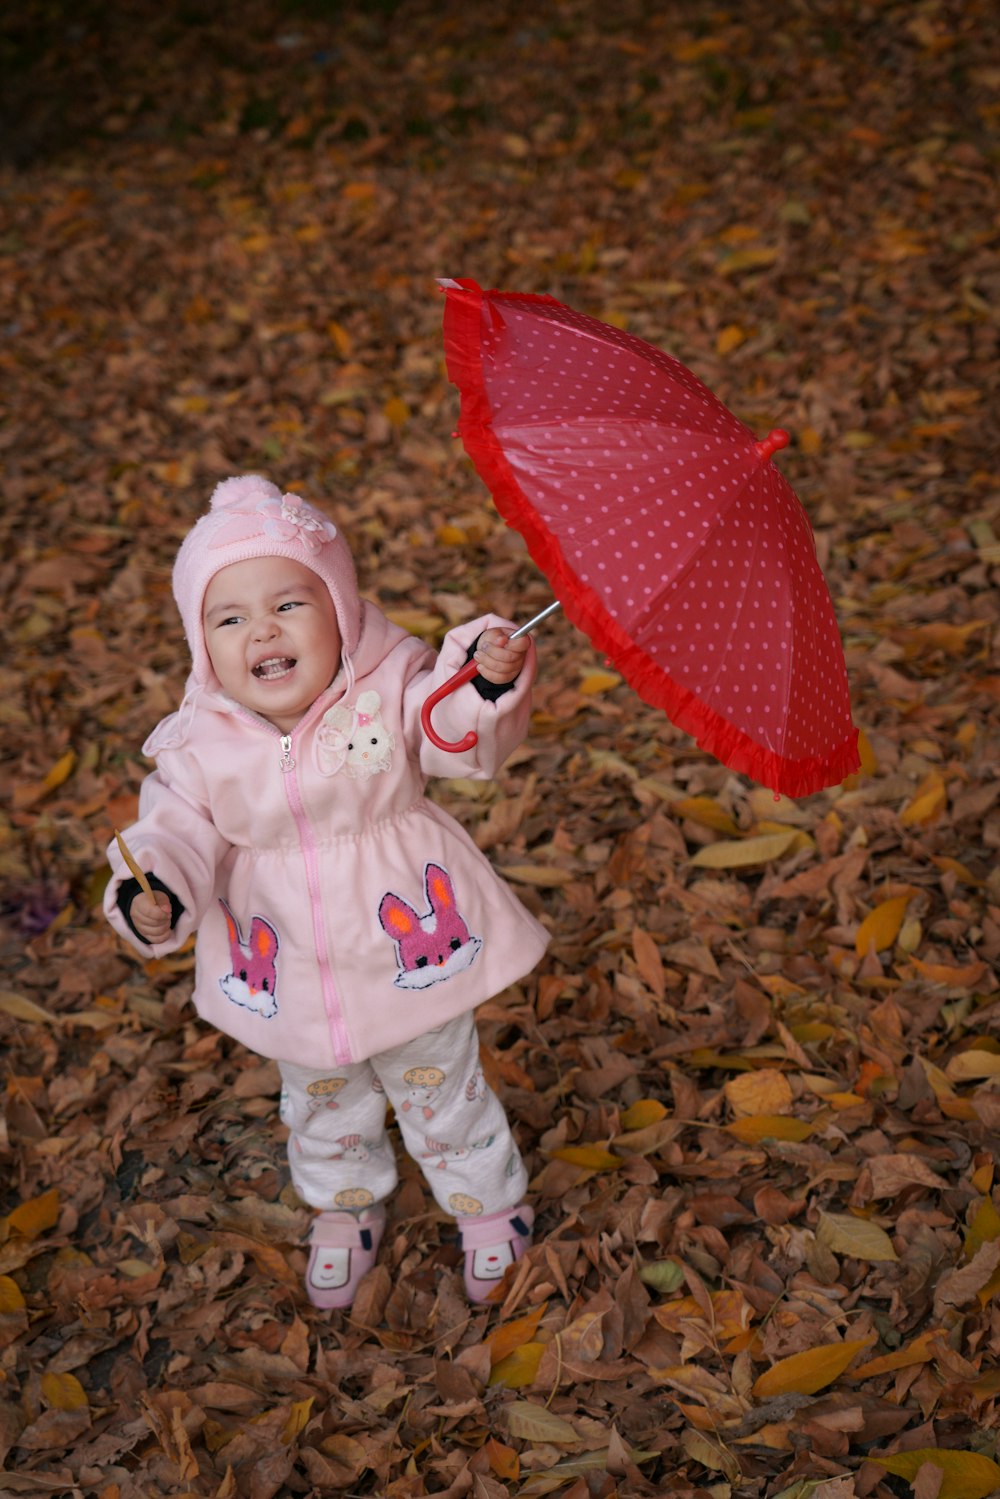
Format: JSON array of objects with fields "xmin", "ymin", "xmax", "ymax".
[{"xmin": 278, "ymin": 601, "xmax": 302, "ymax": 612}]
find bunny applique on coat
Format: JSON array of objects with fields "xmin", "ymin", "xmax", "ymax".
[
  {"xmin": 318, "ymin": 690, "xmax": 395, "ymax": 778},
  {"xmin": 379, "ymin": 864, "xmax": 482, "ymax": 990}
]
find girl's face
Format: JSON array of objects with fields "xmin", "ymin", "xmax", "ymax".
[{"xmin": 203, "ymin": 556, "xmax": 342, "ymax": 733}]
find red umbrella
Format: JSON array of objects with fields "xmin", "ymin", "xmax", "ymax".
[{"xmin": 421, "ymin": 277, "xmax": 860, "ymax": 799}]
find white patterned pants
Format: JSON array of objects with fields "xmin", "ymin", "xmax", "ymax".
[{"xmin": 277, "ymin": 1011, "xmax": 528, "ymax": 1220}]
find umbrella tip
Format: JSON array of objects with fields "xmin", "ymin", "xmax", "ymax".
[{"xmin": 755, "ymin": 428, "xmax": 790, "ymax": 462}]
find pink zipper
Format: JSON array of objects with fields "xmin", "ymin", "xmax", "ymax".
[{"xmin": 278, "ymin": 728, "xmax": 353, "ymax": 1066}]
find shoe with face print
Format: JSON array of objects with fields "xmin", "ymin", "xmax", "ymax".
[
  {"xmin": 456, "ymin": 1204, "xmax": 534, "ymax": 1303},
  {"xmin": 305, "ymin": 1204, "xmax": 386, "ymax": 1310}
]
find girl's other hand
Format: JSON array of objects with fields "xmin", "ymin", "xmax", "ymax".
[
  {"xmin": 474, "ymin": 628, "xmax": 530, "ymax": 685},
  {"xmin": 130, "ymin": 890, "xmax": 173, "ymax": 944}
]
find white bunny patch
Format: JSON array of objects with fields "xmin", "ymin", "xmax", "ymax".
[{"xmin": 318, "ymin": 690, "xmax": 395, "ymax": 778}]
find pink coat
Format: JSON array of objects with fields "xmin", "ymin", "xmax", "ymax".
[{"xmin": 104, "ymin": 604, "xmax": 549, "ymax": 1067}]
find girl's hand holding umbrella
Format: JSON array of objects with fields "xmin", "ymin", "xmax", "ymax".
[{"xmin": 474, "ymin": 626, "xmax": 530, "ymax": 685}]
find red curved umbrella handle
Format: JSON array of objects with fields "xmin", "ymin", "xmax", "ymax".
[{"xmin": 420, "ymin": 658, "xmax": 480, "ymax": 753}]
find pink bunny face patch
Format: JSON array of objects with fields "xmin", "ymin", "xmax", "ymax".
[
  {"xmin": 218, "ymin": 899, "xmax": 279, "ymax": 1019},
  {"xmin": 378, "ymin": 863, "xmax": 482, "ymax": 990}
]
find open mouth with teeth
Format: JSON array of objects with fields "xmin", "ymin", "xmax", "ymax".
[{"xmin": 252, "ymin": 657, "xmax": 296, "ymax": 680}]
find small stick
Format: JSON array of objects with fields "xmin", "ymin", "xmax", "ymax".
[{"xmin": 114, "ymin": 830, "xmax": 154, "ymax": 900}]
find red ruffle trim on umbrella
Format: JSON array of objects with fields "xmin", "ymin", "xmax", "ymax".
[{"xmin": 443, "ymin": 281, "xmax": 861, "ymax": 799}]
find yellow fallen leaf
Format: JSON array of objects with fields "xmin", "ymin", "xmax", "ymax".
[
  {"xmin": 857, "ymin": 727, "xmax": 878, "ymax": 775},
  {"xmin": 689, "ymin": 831, "xmax": 799, "ymax": 868},
  {"xmin": 909, "ymin": 956, "xmax": 987, "ymax": 989},
  {"xmin": 7, "ymin": 1189, "xmax": 60, "ymax": 1239},
  {"xmin": 41, "ymin": 1371, "xmax": 89, "ymax": 1411},
  {"xmin": 118, "ymin": 1257, "xmax": 158, "ymax": 1278},
  {"xmin": 899, "ymin": 771, "xmax": 947, "ymax": 826},
  {"xmin": 724, "ymin": 1068, "xmax": 794, "ymax": 1118},
  {"xmin": 620, "ymin": 1099, "xmax": 668, "ymax": 1132},
  {"xmin": 978, "ymin": 1266, "xmax": 1000, "ymax": 1306},
  {"xmin": 383, "ymin": 608, "xmax": 445, "ymax": 636},
  {"xmin": 672, "ymin": 37, "xmax": 726, "ymax": 61},
  {"xmin": 488, "ymin": 1302, "xmax": 549, "ymax": 1366},
  {"xmin": 0, "ymin": 990, "xmax": 58, "ymax": 1025},
  {"xmin": 488, "ymin": 1342, "xmax": 546, "ymax": 1389},
  {"xmin": 716, "ymin": 323, "xmax": 746, "ymax": 355},
  {"xmin": 932, "ymin": 856, "xmax": 983, "ymax": 886},
  {"xmin": 327, "ymin": 319, "xmax": 353, "ymax": 356},
  {"xmin": 918, "ymin": 1057, "xmax": 979, "ymax": 1121},
  {"xmin": 579, "ymin": 669, "xmax": 622, "ymax": 694},
  {"xmin": 383, "ymin": 397, "xmax": 410, "ymax": 428},
  {"xmin": 12, "ymin": 748, "xmax": 77, "ymax": 809},
  {"xmin": 725, "ymin": 1116, "xmax": 813, "ymax": 1144},
  {"xmin": 670, "ymin": 796, "xmax": 741, "ymax": 836},
  {"xmin": 904, "ymin": 621, "xmax": 987, "ymax": 657},
  {"xmin": 872, "ymin": 1448, "xmax": 1000, "ymax": 1499},
  {"xmin": 747, "ymin": 824, "xmax": 815, "ymax": 859},
  {"xmin": 964, "ymin": 1197, "xmax": 1000, "ymax": 1259},
  {"xmin": 282, "ymin": 1396, "xmax": 314, "ymax": 1445},
  {"xmin": 718, "ymin": 247, "xmax": 779, "ymax": 276},
  {"xmin": 436, "ymin": 523, "xmax": 468, "ymax": 546},
  {"xmin": 548, "ymin": 1145, "xmax": 622, "ymax": 1171},
  {"xmin": 971, "ymin": 1163, "xmax": 994, "ymax": 1194},
  {"xmin": 816, "ymin": 1210, "xmax": 898, "ymax": 1262},
  {"xmin": 499, "ymin": 865, "xmax": 575, "ymax": 888},
  {"xmin": 790, "ymin": 1021, "xmax": 836, "ymax": 1043},
  {"xmin": 0, "ymin": 1276, "xmax": 26, "ymax": 1313},
  {"xmin": 684, "ymin": 1428, "xmax": 743, "ymax": 1485},
  {"xmin": 855, "ymin": 895, "xmax": 911, "ymax": 955},
  {"xmin": 898, "ymin": 916, "xmax": 923, "ymax": 953},
  {"xmin": 946, "ymin": 1049, "xmax": 1000, "ymax": 1082},
  {"xmin": 756, "ymin": 974, "xmax": 809, "ymax": 1000},
  {"xmin": 827, "ymin": 1092, "xmax": 867, "ymax": 1110},
  {"xmin": 850, "ymin": 1330, "xmax": 940, "ymax": 1379},
  {"xmin": 654, "ymin": 1290, "xmax": 753, "ymax": 1342},
  {"xmin": 504, "ymin": 1400, "xmax": 578, "ymax": 1443},
  {"xmin": 752, "ymin": 1336, "xmax": 874, "ymax": 1398}
]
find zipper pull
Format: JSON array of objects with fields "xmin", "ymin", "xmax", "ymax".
[{"xmin": 279, "ymin": 735, "xmax": 296, "ymax": 773}]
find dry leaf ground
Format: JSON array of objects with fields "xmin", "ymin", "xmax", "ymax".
[{"xmin": 1, "ymin": 1, "xmax": 998, "ymax": 1496}]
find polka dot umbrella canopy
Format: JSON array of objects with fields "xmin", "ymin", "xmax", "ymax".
[{"xmin": 422, "ymin": 277, "xmax": 860, "ymax": 799}]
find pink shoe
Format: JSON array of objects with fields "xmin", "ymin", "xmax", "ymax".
[
  {"xmin": 305, "ymin": 1205, "xmax": 385, "ymax": 1310},
  {"xmin": 457, "ymin": 1205, "xmax": 534, "ymax": 1303}
]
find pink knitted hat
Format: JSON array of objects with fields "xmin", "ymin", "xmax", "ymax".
[{"xmin": 173, "ymin": 475, "xmax": 362, "ymax": 690}]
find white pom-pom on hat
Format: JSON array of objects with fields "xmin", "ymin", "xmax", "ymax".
[{"xmin": 209, "ymin": 473, "xmax": 280, "ymax": 512}]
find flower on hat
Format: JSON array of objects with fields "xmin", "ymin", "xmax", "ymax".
[{"xmin": 209, "ymin": 492, "xmax": 338, "ymax": 554}]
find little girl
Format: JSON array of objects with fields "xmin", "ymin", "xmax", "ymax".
[{"xmin": 104, "ymin": 474, "xmax": 549, "ymax": 1309}]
